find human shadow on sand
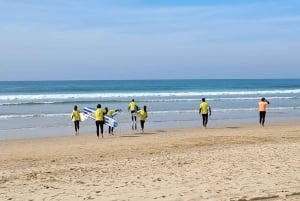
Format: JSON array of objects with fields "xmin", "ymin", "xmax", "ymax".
[{"xmin": 155, "ymin": 130, "xmax": 168, "ymax": 133}]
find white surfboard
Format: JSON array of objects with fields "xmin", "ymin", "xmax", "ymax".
[
  {"xmin": 112, "ymin": 109, "xmax": 122, "ymax": 117},
  {"xmin": 82, "ymin": 107, "xmax": 119, "ymax": 128},
  {"xmin": 80, "ymin": 113, "xmax": 88, "ymax": 121}
]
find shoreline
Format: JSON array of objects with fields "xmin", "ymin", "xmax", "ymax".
[
  {"xmin": 2, "ymin": 114, "xmax": 300, "ymax": 141},
  {"xmin": 1, "ymin": 122, "xmax": 300, "ymax": 200}
]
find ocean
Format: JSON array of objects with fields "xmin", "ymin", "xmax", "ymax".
[{"xmin": 1, "ymin": 79, "xmax": 300, "ymax": 140}]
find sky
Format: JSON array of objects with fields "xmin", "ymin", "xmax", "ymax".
[{"xmin": 0, "ymin": 0, "xmax": 300, "ymax": 80}]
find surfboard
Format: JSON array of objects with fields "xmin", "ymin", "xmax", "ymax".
[
  {"xmin": 112, "ymin": 109, "xmax": 122, "ymax": 117},
  {"xmin": 80, "ymin": 113, "xmax": 88, "ymax": 121},
  {"xmin": 82, "ymin": 107, "xmax": 119, "ymax": 128}
]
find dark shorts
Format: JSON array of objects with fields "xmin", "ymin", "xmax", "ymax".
[
  {"xmin": 131, "ymin": 111, "xmax": 137, "ymax": 116},
  {"xmin": 202, "ymin": 114, "xmax": 208, "ymax": 118}
]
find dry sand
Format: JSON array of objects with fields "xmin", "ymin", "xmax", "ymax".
[{"xmin": 0, "ymin": 123, "xmax": 300, "ymax": 201}]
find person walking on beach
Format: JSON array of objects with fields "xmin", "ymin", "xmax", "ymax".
[
  {"xmin": 71, "ymin": 105, "xmax": 81, "ymax": 135},
  {"xmin": 104, "ymin": 107, "xmax": 120, "ymax": 135},
  {"xmin": 95, "ymin": 104, "xmax": 105, "ymax": 139},
  {"xmin": 199, "ymin": 98, "xmax": 211, "ymax": 128},
  {"xmin": 258, "ymin": 97, "xmax": 270, "ymax": 126},
  {"xmin": 128, "ymin": 99, "xmax": 139, "ymax": 130},
  {"xmin": 138, "ymin": 105, "xmax": 148, "ymax": 133}
]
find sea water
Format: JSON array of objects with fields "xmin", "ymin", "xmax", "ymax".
[{"xmin": 0, "ymin": 79, "xmax": 300, "ymax": 140}]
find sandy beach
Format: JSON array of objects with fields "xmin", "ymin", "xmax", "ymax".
[{"xmin": 0, "ymin": 122, "xmax": 300, "ymax": 201}]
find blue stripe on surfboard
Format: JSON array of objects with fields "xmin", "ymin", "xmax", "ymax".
[
  {"xmin": 83, "ymin": 107, "xmax": 119, "ymax": 127},
  {"xmin": 84, "ymin": 107, "xmax": 121, "ymax": 117},
  {"xmin": 83, "ymin": 107, "xmax": 96, "ymax": 120}
]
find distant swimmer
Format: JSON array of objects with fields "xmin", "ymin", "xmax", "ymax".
[
  {"xmin": 138, "ymin": 105, "xmax": 148, "ymax": 133},
  {"xmin": 71, "ymin": 105, "xmax": 81, "ymax": 135},
  {"xmin": 95, "ymin": 104, "xmax": 104, "ymax": 139},
  {"xmin": 128, "ymin": 99, "xmax": 139, "ymax": 130},
  {"xmin": 258, "ymin": 97, "xmax": 270, "ymax": 126},
  {"xmin": 199, "ymin": 98, "xmax": 211, "ymax": 128}
]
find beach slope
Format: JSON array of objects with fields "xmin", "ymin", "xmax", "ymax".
[{"xmin": 0, "ymin": 123, "xmax": 300, "ymax": 201}]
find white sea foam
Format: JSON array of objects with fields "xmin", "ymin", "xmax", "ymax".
[
  {"xmin": 0, "ymin": 89, "xmax": 299, "ymax": 101},
  {"xmin": 0, "ymin": 106, "xmax": 300, "ymax": 120},
  {"xmin": 0, "ymin": 113, "xmax": 69, "ymax": 120}
]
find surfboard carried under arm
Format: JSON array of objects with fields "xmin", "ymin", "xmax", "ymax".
[{"xmin": 82, "ymin": 107, "xmax": 119, "ymax": 128}]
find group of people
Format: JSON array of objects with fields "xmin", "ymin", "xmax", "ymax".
[
  {"xmin": 71, "ymin": 97, "xmax": 270, "ymax": 138},
  {"xmin": 128, "ymin": 99, "xmax": 148, "ymax": 132},
  {"xmin": 71, "ymin": 99, "xmax": 148, "ymax": 139},
  {"xmin": 198, "ymin": 97, "xmax": 270, "ymax": 128}
]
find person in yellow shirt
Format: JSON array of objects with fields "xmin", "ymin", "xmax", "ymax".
[
  {"xmin": 95, "ymin": 104, "xmax": 104, "ymax": 139},
  {"xmin": 138, "ymin": 105, "xmax": 148, "ymax": 133},
  {"xmin": 258, "ymin": 97, "xmax": 270, "ymax": 126},
  {"xmin": 104, "ymin": 107, "xmax": 119, "ymax": 135},
  {"xmin": 71, "ymin": 105, "xmax": 81, "ymax": 135},
  {"xmin": 199, "ymin": 98, "xmax": 211, "ymax": 128},
  {"xmin": 128, "ymin": 99, "xmax": 139, "ymax": 130}
]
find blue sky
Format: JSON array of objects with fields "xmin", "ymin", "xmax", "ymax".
[{"xmin": 0, "ymin": 0, "xmax": 299, "ymax": 80}]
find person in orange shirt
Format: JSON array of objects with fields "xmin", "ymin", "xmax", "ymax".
[{"xmin": 258, "ymin": 97, "xmax": 270, "ymax": 126}]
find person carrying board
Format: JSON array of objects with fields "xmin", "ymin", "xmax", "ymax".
[
  {"xmin": 95, "ymin": 104, "xmax": 105, "ymax": 139},
  {"xmin": 104, "ymin": 107, "xmax": 120, "ymax": 135}
]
